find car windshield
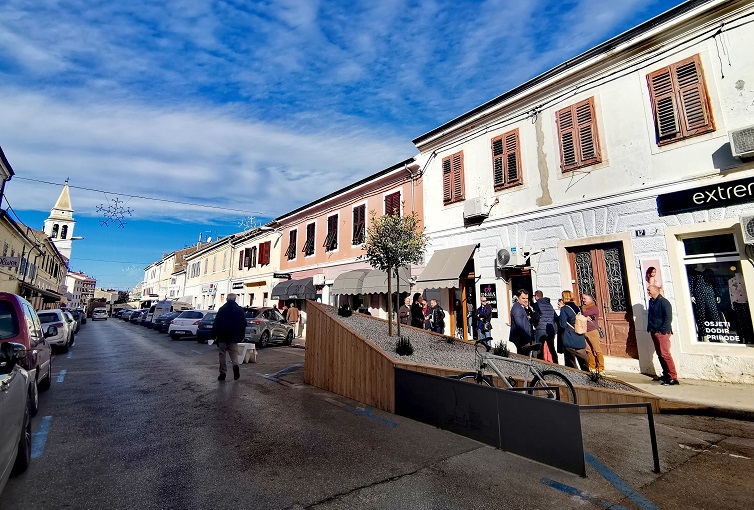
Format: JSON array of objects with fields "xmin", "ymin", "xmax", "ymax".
[
  {"xmin": 244, "ymin": 309, "xmax": 260, "ymax": 319},
  {"xmin": 38, "ymin": 312, "xmax": 58, "ymax": 324},
  {"xmin": 202, "ymin": 313, "xmax": 217, "ymax": 322},
  {"xmin": 0, "ymin": 301, "xmax": 20, "ymax": 340}
]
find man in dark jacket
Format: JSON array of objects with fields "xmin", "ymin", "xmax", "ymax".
[
  {"xmin": 532, "ymin": 291, "xmax": 558, "ymax": 363},
  {"xmin": 509, "ymin": 289, "xmax": 533, "ymax": 354},
  {"xmin": 211, "ymin": 293, "xmax": 247, "ymax": 381},
  {"xmin": 429, "ymin": 299, "xmax": 445, "ymax": 334},
  {"xmin": 647, "ymin": 285, "xmax": 678, "ymax": 385}
]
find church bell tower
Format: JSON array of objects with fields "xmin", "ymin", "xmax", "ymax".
[{"xmin": 43, "ymin": 180, "xmax": 76, "ymax": 261}]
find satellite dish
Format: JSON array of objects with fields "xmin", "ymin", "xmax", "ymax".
[{"xmin": 496, "ymin": 248, "xmax": 510, "ymax": 267}]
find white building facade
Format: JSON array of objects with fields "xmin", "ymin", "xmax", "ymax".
[{"xmin": 413, "ymin": 0, "xmax": 754, "ymax": 382}]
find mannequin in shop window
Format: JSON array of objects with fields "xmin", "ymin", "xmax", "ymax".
[
  {"xmin": 689, "ymin": 263, "xmax": 722, "ymax": 341},
  {"xmin": 728, "ymin": 270, "xmax": 753, "ymax": 343}
]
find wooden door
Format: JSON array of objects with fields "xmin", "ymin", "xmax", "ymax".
[{"xmin": 568, "ymin": 244, "xmax": 637, "ymax": 358}]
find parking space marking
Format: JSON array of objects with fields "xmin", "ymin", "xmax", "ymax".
[
  {"xmin": 585, "ymin": 452, "xmax": 660, "ymax": 510},
  {"xmin": 261, "ymin": 361, "xmax": 304, "ymax": 382},
  {"xmin": 56, "ymin": 370, "xmax": 66, "ymax": 383},
  {"xmin": 541, "ymin": 478, "xmax": 631, "ymax": 510},
  {"xmin": 67, "ymin": 352, "xmax": 72, "ymax": 359},
  {"xmin": 346, "ymin": 405, "xmax": 398, "ymax": 428},
  {"xmin": 191, "ymin": 350, "xmax": 205, "ymax": 355},
  {"xmin": 31, "ymin": 416, "xmax": 53, "ymax": 459}
]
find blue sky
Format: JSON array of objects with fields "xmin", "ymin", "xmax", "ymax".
[{"xmin": 0, "ymin": 0, "xmax": 688, "ymax": 290}]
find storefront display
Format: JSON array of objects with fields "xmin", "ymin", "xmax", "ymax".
[{"xmin": 683, "ymin": 234, "xmax": 753, "ymax": 344}]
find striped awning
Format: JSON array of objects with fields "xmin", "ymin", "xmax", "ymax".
[{"xmin": 331, "ymin": 269, "xmax": 371, "ymax": 295}]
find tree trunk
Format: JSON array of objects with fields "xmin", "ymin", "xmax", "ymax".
[
  {"xmin": 395, "ymin": 266, "xmax": 401, "ymax": 338},
  {"xmin": 387, "ymin": 263, "xmax": 393, "ymax": 337}
]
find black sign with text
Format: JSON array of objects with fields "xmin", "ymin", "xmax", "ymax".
[
  {"xmin": 480, "ymin": 283, "xmax": 498, "ymax": 318},
  {"xmin": 273, "ymin": 272, "xmax": 292, "ymax": 280},
  {"xmin": 658, "ymin": 176, "xmax": 754, "ymax": 216}
]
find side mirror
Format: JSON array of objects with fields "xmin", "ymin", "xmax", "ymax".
[
  {"xmin": 45, "ymin": 325, "xmax": 59, "ymax": 338},
  {"xmin": 0, "ymin": 342, "xmax": 26, "ymax": 368}
]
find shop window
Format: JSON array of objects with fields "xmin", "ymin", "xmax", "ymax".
[{"xmin": 683, "ymin": 233, "xmax": 753, "ymax": 344}]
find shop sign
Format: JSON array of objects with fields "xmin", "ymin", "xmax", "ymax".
[
  {"xmin": 480, "ymin": 283, "xmax": 498, "ymax": 318},
  {"xmin": 0, "ymin": 256, "xmax": 20, "ymax": 269},
  {"xmin": 658, "ymin": 176, "xmax": 754, "ymax": 216},
  {"xmin": 231, "ymin": 282, "xmax": 244, "ymax": 290},
  {"xmin": 273, "ymin": 272, "xmax": 292, "ymax": 280}
]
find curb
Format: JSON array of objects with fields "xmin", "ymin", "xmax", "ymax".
[{"xmin": 659, "ymin": 400, "xmax": 754, "ymax": 422}]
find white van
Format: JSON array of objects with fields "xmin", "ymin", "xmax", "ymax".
[
  {"xmin": 92, "ymin": 307, "xmax": 108, "ymax": 320},
  {"xmin": 149, "ymin": 300, "xmax": 192, "ymax": 327}
]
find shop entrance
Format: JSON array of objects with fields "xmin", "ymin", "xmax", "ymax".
[{"xmin": 568, "ymin": 243, "xmax": 637, "ymax": 358}]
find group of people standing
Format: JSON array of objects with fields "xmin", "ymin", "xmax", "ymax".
[
  {"xmin": 399, "ymin": 293, "xmax": 446, "ymax": 333},
  {"xmin": 505, "ymin": 289, "xmax": 606, "ymax": 375}
]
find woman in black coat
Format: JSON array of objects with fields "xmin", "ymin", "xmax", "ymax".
[{"xmin": 410, "ymin": 292, "xmax": 425, "ymax": 328}]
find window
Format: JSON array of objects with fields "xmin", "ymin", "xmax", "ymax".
[
  {"xmin": 492, "ymin": 129, "xmax": 522, "ymax": 190},
  {"xmin": 325, "ymin": 215, "xmax": 338, "ymax": 251},
  {"xmin": 204, "ymin": 259, "xmax": 208, "ymax": 274},
  {"xmin": 647, "ymin": 54, "xmax": 713, "ymax": 145},
  {"xmin": 251, "ymin": 247, "xmax": 257, "ymax": 267},
  {"xmin": 304, "ymin": 223, "xmax": 315, "ymax": 256},
  {"xmin": 239, "ymin": 250, "xmax": 245, "ymax": 270},
  {"xmin": 384, "ymin": 191, "xmax": 401, "ymax": 215},
  {"xmin": 3, "ymin": 242, "xmax": 7, "ymax": 256},
  {"xmin": 556, "ymin": 97, "xmax": 601, "ymax": 172},
  {"xmin": 223, "ymin": 252, "xmax": 227, "ymax": 270},
  {"xmin": 51, "ymin": 224, "xmax": 58, "ymax": 238},
  {"xmin": 682, "ymin": 233, "xmax": 752, "ymax": 344},
  {"xmin": 212, "ymin": 255, "xmax": 217, "ymax": 272},
  {"xmin": 442, "ymin": 151, "xmax": 465, "ymax": 204},
  {"xmin": 287, "ymin": 230, "xmax": 297, "ymax": 260},
  {"xmin": 352, "ymin": 205, "xmax": 366, "ymax": 245},
  {"xmin": 259, "ymin": 241, "xmax": 272, "ymax": 265},
  {"xmin": 243, "ymin": 248, "xmax": 252, "ymax": 268},
  {"xmin": 61, "ymin": 225, "xmax": 68, "ymax": 239}
]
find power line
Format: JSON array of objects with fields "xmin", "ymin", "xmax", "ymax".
[
  {"xmin": 14, "ymin": 176, "xmax": 268, "ymax": 216},
  {"xmin": 74, "ymin": 257, "xmax": 154, "ymax": 264}
]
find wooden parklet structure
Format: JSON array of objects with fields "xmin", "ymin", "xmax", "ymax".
[{"xmin": 304, "ymin": 301, "xmax": 660, "ymax": 414}]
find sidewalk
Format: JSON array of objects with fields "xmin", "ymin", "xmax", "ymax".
[{"xmin": 610, "ymin": 370, "xmax": 754, "ymax": 420}]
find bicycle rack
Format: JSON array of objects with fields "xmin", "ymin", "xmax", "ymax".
[{"xmin": 579, "ymin": 402, "xmax": 661, "ymax": 473}]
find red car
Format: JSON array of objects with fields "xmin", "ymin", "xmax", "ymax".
[{"xmin": 0, "ymin": 293, "xmax": 55, "ymax": 416}]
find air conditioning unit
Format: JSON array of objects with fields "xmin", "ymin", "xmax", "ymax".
[
  {"xmin": 496, "ymin": 247, "xmax": 529, "ymax": 268},
  {"xmin": 730, "ymin": 125, "xmax": 754, "ymax": 159},
  {"xmin": 463, "ymin": 197, "xmax": 489, "ymax": 221},
  {"xmin": 740, "ymin": 214, "xmax": 754, "ymax": 245},
  {"xmin": 312, "ymin": 274, "xmax": 326, "ymax": 286}
]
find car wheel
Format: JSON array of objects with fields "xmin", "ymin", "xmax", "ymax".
[
  {"xmin": 11, "ymin": 395, "xmax": 32, "ymax": 475},
  {"xmin": 170, "ymin": 333, "xmax": 179, "ymax": 340},
  {"xmin": 69, "ymin": 333, "xmax": 75, "ymax": 347},
  {"xmin": 284, "ymin": 330, "xmax": 293, "ymax": 346},
  {"xmin": 39, "ymin": 360, "xmax": 52, "ymax": 391},
  {"xmin": 259, "ymin": 331, "xmax": 270, "ymax": 348},
  {"xmin": 29, "ymin": 375, "xmax": 40, "ymax": 417},
  {"xmin": 61, "ymin": 340, "xmax": 69, "ymax": 353}
]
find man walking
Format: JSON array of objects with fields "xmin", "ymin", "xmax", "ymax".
[
  {"xmin": 287, "ymin": 302, "xmax": 300, "ymax": 332},
  {"xmin": 211, "ymin": 293, "xmax": 247, "ymax": 381},
  {"xmin": 509, "ymin": 289, "xmax": 533, "ymax": 354},
  {"xmin": 647, "ymin": 285, "xmax": 679, "ymax": 385}
]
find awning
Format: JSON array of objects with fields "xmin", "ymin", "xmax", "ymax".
[
  {"xmin": 20, "ymin": 283, "xmax": 62, "ymax": 303},
  {"xmin": 271, "ymin": 277, "xmax": 316, "ymax": 300},
  {"xmin": 361, "ymin": 267, "xmax": 412, "ymax": 294},
  {"xmin": 416, "ymin": 244, "xmax": 478, "ymax": 289},
  {"xmin": 331, "ymin": 269, "xmax": 371, "ymax": 295}
]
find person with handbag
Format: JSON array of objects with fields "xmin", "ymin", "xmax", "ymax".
[
  {"xmin": 509, "ymin": 289, "xmax": 534, "ymax": 354},
  {"xmin": 580, "ymin": 293, "xmax": 605, "ymax": 374},
  {"xmin": 476, "ymin": 296, "xmax": 493, "ymax": 351},
  {"xmin": 533, "ymin": 290, "xmax": 558, "ymax": 363},
  {"xmin": 559, "ymin": 290, "xmax": 589, "ymax": 371}
]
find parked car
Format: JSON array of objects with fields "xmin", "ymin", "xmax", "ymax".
[
  {"xmin": 143, "ymin": 305, "xmax": 157, "ymax": 327},
  {"xmin": 129, "ymin": 310, "xmax": 146, "ymax": 324},
  {"xmin": 152, "ymin": 312, "xmax": 180, "ymax": 333},
  {"xmin": 138, "ymin": 310, "xmax": 152, "ymax": 327},
  {"xmin": 0, "ymin": 341, "xmax": 33, "ymax": 495},
  {"xmin": 244, "ymin": 307, "xmax": 294, "ymax": 347},
  {"xmin": 148, "ymin": 299, "xmax": 192, "ymax": 328},
  {"xmin": 120, "ymin": 309, "xmax": 135, "ymax": 321},
  {"xmin": 195, "ymin": 312, "xmax": 217, "ymax": 343},
  {"xmin": 63, "ymin": 311, "xmax": 78, "ymax": 335},
  {"xmin": 76, "ymin": 308, "xmax": 87, "ymax": 324},
  {"xmin": 0, "ymin": 293, "xmax": 55, "ymax": 417},
  {"xmin": 68, "ymin": 310, "xmax": 82, "ymax": 333},
  {"xmin": 37, "ymin": 309, "xmax": 75, "ymax": 353},
  {"xmin": 168, "ymin": 310, "xmax": 208, "ymax": 340},
  {"xmin": 91, "ymin": 307, "xmax": 108, "ymax": 320}
]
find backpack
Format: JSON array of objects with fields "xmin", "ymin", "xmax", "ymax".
[{"xmin": 574, "ymin": 312, "xmax": 588, "ymax": 335}]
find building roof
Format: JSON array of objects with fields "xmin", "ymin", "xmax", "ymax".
[
  {"xmin": 412, "ymin": 0, "xmax": 717, "ymax": 146},
  {"xmin": 0, "ymin": 145, "xmax": 15, "ymax": 180}
]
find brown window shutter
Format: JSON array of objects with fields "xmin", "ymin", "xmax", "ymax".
[
  {"xmin": 491, "ymin": 136, "xmax": 505, "ymax": 188},
  {"xmin": 251, "ymin": 247, "xmax": 256, "ymax": 267},
  {"xmin": 556, "ymin": 105, "xmax": 578, "ymax": 171},
  {"xmin": 385, "ymin": 191, "xmax": 400, "ymax": 215},
  {"xmin": 452, "ymin": 152, "xmax": 464, "ymax": 201},
  {"xmin": 648, "ymin": 66, "xmax": 680, "ymax": 141},
  {"xmin": 575, "ymin": 98, "xmax": 601, "ymax": 166},
  {"xmin": 352, "ymin": 205, "xmax": 365, "ymax": 245},
  {"xmin": 505, "ymin": 130, "xmax": 521, "ymax": 185},
  {"xmin": 675, "ymin": 55, "xmax": 712, "ymax": 136},
  {"xmin": 265, "ymin": 241, "xmax": 272, "ymax": 264},
  {"xmin": 442, "ymin": 157, "xmax": 452, "ymax": 204}
]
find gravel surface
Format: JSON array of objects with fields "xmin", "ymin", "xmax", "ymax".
[{"xmin": 327, "ymin": 308, "xmax": 639, "ymax": 393}]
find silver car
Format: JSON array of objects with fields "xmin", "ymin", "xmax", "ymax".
[
  {"xmin": 243, "ymin": 307, "xmax": 294, "ymax": 348},
  {"xmin": 37, "ymin": 309, "xmax": 75, "ymax": 352}
]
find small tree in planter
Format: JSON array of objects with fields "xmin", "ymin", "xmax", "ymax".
[
  {"xmin": 395, "ymin": 336, "xmax": 414, "ymax": 356},
  {"xmin": 363, "ymin": 205, "xmax": 428, "ymax": 337}
]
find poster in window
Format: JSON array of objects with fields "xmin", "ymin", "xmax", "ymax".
[
  {"xmin": 480, "ymin": 283, "xmax": 498, "ymax": 318},
  {"xmin": 640, "ymin": 259, "xmax": 664, "ymax": 303},
  {"xmin": 686, "ymin": 262, "xmax": 753, "ymax": 344}
]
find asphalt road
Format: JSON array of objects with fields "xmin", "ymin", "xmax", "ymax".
[{"xmin": 2, "ymin": 319, "xmax": 753, "ymax": 509}]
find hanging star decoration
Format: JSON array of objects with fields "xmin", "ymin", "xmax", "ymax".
[{"xmin": 96, "ymin": 196, "xmax": 134, "ymax": 228}]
